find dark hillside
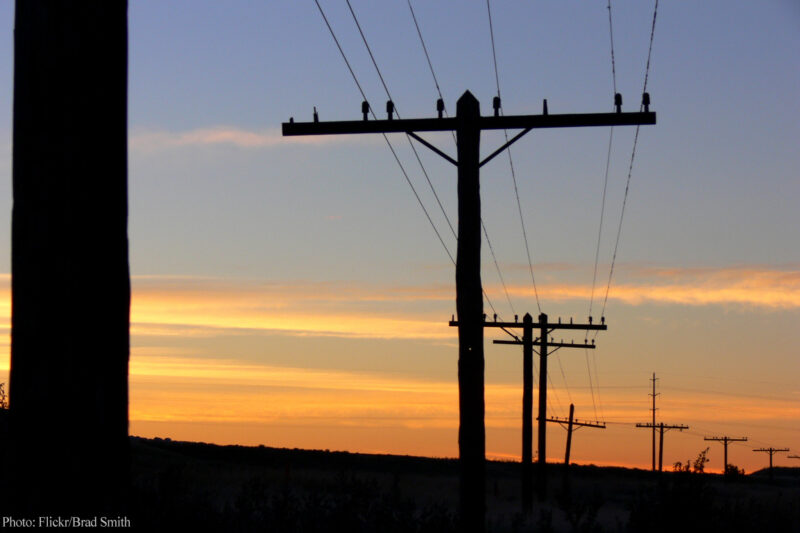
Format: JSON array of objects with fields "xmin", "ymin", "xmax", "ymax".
[{"xmin": 129, "ymin": 437, "xmax": 800, "ymax": 532}]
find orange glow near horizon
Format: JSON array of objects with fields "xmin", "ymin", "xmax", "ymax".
[{"xmin": 0, "ymin": 271, "xmax": 798, "ymax": 474}]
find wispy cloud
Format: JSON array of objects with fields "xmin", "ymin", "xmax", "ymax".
[
  {"xmin": 505, "ymin": 265, "xmax": 800, "ymax": 309},
  {"xmin": 129, "ymin": 126, "xmax": 376, "ymax": 153}
]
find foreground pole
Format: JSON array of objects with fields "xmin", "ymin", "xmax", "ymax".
[
  {"xmin": 455, "ymin": 92, "xmax": 485, "ymax": 532},
  {"xmin": 10, "ymin": 1, "xmax": 130, "ymax": 515}
]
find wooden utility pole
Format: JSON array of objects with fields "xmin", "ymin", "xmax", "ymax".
[
  {"xmin": 636, "ymin": 375, "xmax": 687, "ymax": 472},
  {"xmin": 543, "ymin": 403, "xmax": 606, "ymax": 466},
  {"xmin": 456, "ymin": 313, "xmax": 606, "ymax": 510},
  {"xmin": 753, "ymin": 447, "xmax": 789, "ymax": 479},
  {"xmin": 10, "ymin": 1, "xmax": 129, "ymax": 515},
  {"xmin": 635, "ymin": 422, "xmax": 688, "ymax": 472},
  {"xmin": 283, "ymin": 91, "xmax": 654, "ymax": 530},
  {"xmin": 648, "ymin": 373, "xmax": 659, "ymax": 470},
  {"xmin": 704, "ymin": 435, "xmax": 747, "ymax": 475}
]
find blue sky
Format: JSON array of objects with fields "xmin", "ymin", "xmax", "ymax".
[{"xmin": 0, "ymin": 1, "xmax": 798, "ymax": 471}]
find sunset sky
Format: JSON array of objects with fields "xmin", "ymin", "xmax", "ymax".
[{"xmin": 0, "ymin": 1, "xmax": 798, "ymax": 474}]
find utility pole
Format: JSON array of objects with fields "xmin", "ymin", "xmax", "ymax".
[
  {"xmin": 453, "ymin": 313, "xmax": 606, "ymax": 510},
  {"xmin": 704, "ymin": 436, "xmax": 747, "ymax": 475},
  {"xmin": 753, "ymin": 447, "xmax": 789, "ymax": 479},
  {"xmin": 648, "ymin": 373, "xmax": 659, "ymax": 470},
  {"xmin": 283, "ymin": 91, "xmax": 654, "ymax": 530},
  {"xmin": 543, "ymin": 403, "xmax": 606, "ymax": 467},
  {"xmin": 636, "ymin": 375, "xmax": 687, "ymax": 472},
  {"xmin": 11, "ymin": 2, "xmax": 129, "ymax": 515}
]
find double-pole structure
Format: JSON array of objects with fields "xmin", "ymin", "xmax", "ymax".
[
  {"xmin": 635, "ymin": 373, "xmax": 688, "ymax": 472},
  {"xmin": 283, "ymin": 90, "xmax": 655, "ymax": 531},
  {"xmin": 704, "ymin": 435, "xmax": 747, "ymax": 475},
  {"xmin": 450, "ymin": 312, "xmax": 606, "ymax": 511}
]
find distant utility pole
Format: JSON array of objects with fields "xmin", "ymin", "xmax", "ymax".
[
  {"xmin": 753, "ymin": 447, "xmax": 789, "ymax": 479},
  {"xmin": 451, "ymin": 312, "xmax": 605, "ymax": 511},
  {"xmin": 283, "ymin": 91, "xmax": 654, "ymax": 530},
  {"xmin": 704, "ymin": 435, "xmax": 747, "ymax": 475},
  {"xmin": 636, "ymin": 375, "xmax": 687, "ymax": 472},
  {"xmin": 647, "ymin": 373, "xmax": 658, "ymax": 470},
  {"xmin": 543, "ymin": 403, "xmax": 606, "ymax": 467}
]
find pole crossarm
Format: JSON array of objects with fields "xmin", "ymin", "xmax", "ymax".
[
  {"xmin": 494, "ymin": 340, "xmax": 595, "ymax": 349},
  {"xmin": 282, "ymin": 111, "xmax": 656, "ymax": 136},
  {"xmin": 788, "ymin": 455, "xmax": 800, "ymax": 459},
  {"xmin": 543, "ymin": 416, "xmax": 605, "ymax": 429},
  {"xmin": 753, "ymin": 448, "xmax": 789, "ymax": 453},
  {"xmin": 636, "ymin": 423, "xmax": 688, "ymax": 431},
  {"xmin": 704, "ymin": 436, "xmax": 747, "ymax": 443},
  {"xmin": 449, "ymin": 319, "xmax": 607, "ymax": 331}
]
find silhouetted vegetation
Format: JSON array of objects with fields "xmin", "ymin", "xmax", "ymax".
[{"xmin": 126, "ymin": 438, "xmax": 800, "ymax": 532}]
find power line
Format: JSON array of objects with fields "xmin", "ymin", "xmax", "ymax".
[
  {"xmin": 312, "ymin": 0, "xmax": 455, "ymax": 266},
  {"xmin": 597, "ymin": 0, "xmax": 660, "ymax": 320},
  {"xmin": 485, "ymin": 0, "xmax": 543, "ymax": 313},
  {"xmin": 585, "ymin": 0, "xmax": 621, "ymax": 425},
  {"xmin": 404, "ymin": 0, "xmax": 517, "ymax": 320}
]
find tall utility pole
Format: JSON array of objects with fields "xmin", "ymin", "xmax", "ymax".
[
  {"xmin": 648, "ymin": 373, "xmax": 659, "ymax": 470},
  {"xmin": 544, "ymin": 403, "xmax": 606, "ymax": 467},
  {"xmin": 753, "ymin": 447, "xmax": 789, "ymax": 479},
  {"xmin": 636, "ymin": 375, "xmax": 687, "ymax": 472},
  {"xmin": 453, "ymin": 312, "xmax": 605, "ymax": 510},
  {"xmin": 704, "ymin": 435, "xmax": 747, "ymax": 475},
  {"xmin": 11, "ymin": 2, "xmax": 129, "ymax": 515},
  {"xmin": 283, "ymin": 91, "xmax": 654, "ymax": 530}
]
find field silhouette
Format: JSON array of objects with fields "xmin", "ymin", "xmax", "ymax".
[{"xmin": 128, "ymin": 437, "xmax": 799, "ymax": 532}]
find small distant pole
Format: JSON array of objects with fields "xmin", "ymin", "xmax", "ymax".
[
  {"xmin": 704, "ymin": 436, "xmax": 748, "ymax": 475},
  {"xmin": 753, "ymin": 447, "xmax": 789, "ymax": 479}
]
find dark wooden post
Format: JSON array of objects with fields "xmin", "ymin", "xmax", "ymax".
[
  {"xmin": 456, "ymin": 91, "xmax": 485, "ymax": 533},
  {"xmin": 658, "ymin": 423, "xmax": 665, "ymax": 472},
  {"xmin": 521, "ymin": 313, "xmax": 533, "ymax": 514},
  {"xmin": 10, "ymin": 1, "xmax": 129, "ymax": 515},
  {"xmin": 537, "ymin": 312, "xmax": 548, "ymax": 500},
  {"xmin": 564, "ymin": 403, "xmax": 575, "ymax": 465}
]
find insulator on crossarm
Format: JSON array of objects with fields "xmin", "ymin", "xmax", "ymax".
[
  {"xmin": 483, "ymin": 313, "xmax": 487, "ymax": 322},
  {"xmin": 558, "ymin": 317, "xmax": 561, "ymax": 324},
  {"xmin": 493, "ymin": 313, "xmax": 497, "ymax": 322},
  {"xmin": 437, "ymin": 98, "xmax": 445, "ymax": 118},
  {"xmin": 386, "ymin": 100, "xmax": 394, "ymax": 120},
  {"xmin": 642, "ymin": 92, "xmax": 650, "ymax": 112},
  {"xmin": 588, "ymin": 316, "xmax": 593, "ymax": 325},
  {"xmin": 592, "ymin": 339, "xmax": 595, "ymax": 346},
  {"xmin": 313, "ymin": 106, "xmax": 319, "ymax": 122},
  {"xmin": 543, "ymin": 99, "xmax": 549, "ymax": 115},
  {"xmin": 601, "ymin": 316, "xmax": 605, "ymax": 325},
  {"xmin": 614, "ymin": 93, "xmax": 622, "ymax": 113},
  {"xmin": 289, "ymin": 117, "xmax": 294, "ymax": 123},
  {"xmin": 570, "ymin": 317, "xmax": 573, "ymax": 324},
  {"xmin": 515, "ymin": 314, "xmax": 518, "ymax": 323},
  {"xmin": 493, "ymin": 96, "xmax": 501, "ymax": 117},
  {"xmin": 362, "ymin": 101, "xmax": 370, "ymax": 121},
  {"xmin": 451, "ymin": 314, "xmax": 454, "ymax": 322}
]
